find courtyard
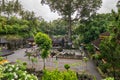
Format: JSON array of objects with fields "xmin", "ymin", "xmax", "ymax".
[{"xmin": 7, "ymin": 48, "xmax": 102, "ymax": 80}]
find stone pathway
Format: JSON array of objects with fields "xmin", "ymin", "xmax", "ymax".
[{"xmin": 7, "ymin": 48, "xmax": 102, "ymax": 80}]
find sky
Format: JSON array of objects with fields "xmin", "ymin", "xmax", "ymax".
[{"xmin": 19, "ymin": 0, "xmax": 118, "ymax": 22}]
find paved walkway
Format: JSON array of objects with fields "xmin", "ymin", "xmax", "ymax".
[{"xmin": 6, "ymin": 48, "xmax": 102, "ymax": 80}]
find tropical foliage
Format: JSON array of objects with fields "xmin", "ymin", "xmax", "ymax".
[
  {"xmin": 34, "ymin": 32, "xmax": 52, "ymax": 69},
  {"xmin": 0, "ymin": 0, "xmax": 42, "ymax": 40},
  {"xmin": 100, "ymin": 6, "xmax": 120, "ymax": 79},
  {"xmin": 42, "ymin": 69, "xmax": 77, "ymax": 80},
  {"xmin": 74, "ymin": 13, "xmax": 112, "ymax": 43}
]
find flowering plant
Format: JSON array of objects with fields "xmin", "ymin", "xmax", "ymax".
[
  {"xmin": 1, "ymin": 61, "xmax": 38, "ymax": 80},
  {"xmin": 0, "ymin": 65, "xmax": 4, "ymax": 79},
  {"xmin": 0, "ymin": 57, "xmax": 8, "ymax": 65}
]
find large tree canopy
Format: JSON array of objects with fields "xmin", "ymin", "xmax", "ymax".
[
  {"xmin": 73, "ymin": 13, "xmax": 112, "ymax": 43},
  {"xmin": 41, "ymin": 0, "xmax": 102, "ymax": 42},
  {"xmin": 41, "ymin": 0, "xmax": 102, "ymax": 19}
]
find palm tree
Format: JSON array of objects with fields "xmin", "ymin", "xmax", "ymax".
[
  {"xmin": 19, "ymin": 10, "xmax": 25, "ymax": 19},
  {"xmin": 14, "ymin": 0, "xmax": 22, "ymax": 16},
  {"xmin": 0, "ymin": 0, "xmax": 6, "ymax": 15},
  {"xmin": 5, "ymin": 1, "xmax": 14, "ymax": 18},
  {"xmin": 0, "ymin": 1, "xmax": 2, "ymax": 16},
  {"xmin": 1, "ymin": 0, "xmax": 5, "ymax": 12}
]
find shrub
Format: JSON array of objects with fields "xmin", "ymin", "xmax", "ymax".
[
  {"xmin": 1, "ymin": 61, "xmax": 38, "ymax": 80},
  {"xmin": 64, "ymin": 64, "xmax": 70, "ymax": 70},
  {"xmin": 103, "ymin": 77, "xmax": 114, "ymax": 80},
  {"xmin": 0, "ymin": 65, "xmax": 4, "ymax": 79},
  {"xmin": 42, "ymin": 69, "xmax": 77, "ymax": 80}
]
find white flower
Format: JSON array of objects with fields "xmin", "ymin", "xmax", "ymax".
[
  {"xmin": 15, "ymin": 67, "xmax": 19, "ymax": 70},
  {"xmin": 25, "ymin": 71, "xmax": 27, "ymax": 73},
  {"xmin": 13, "ymin": 72, "xmax": 18, "ymax": 79},
  {"xmin": 8, "ymin": 68, "xmax": 13, "ymax": 71},
  {"xmin": 11, "ymin": 65, "xmax": 14, "ymax": 68},
  {"xmin": 27, "ymin": 74, "xmax": 30, "ymax": 77},
  {"xmin": 23, "ymin": 72, "xmax": 26, "ymax": 76},
  {"xmin": 25, "ymin": 76, "xmax": 28, "ymax": 80}
]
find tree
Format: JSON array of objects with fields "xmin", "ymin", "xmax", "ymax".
[
  {"xmin": 37, "ymin": 19, "xmax": 49, "ymax": 34},
  {"xmin": 5, "ymin": 0, "xmax": 14, "ymax": 18},
  {"xmin": 49, "ymin": 19, "xmax": 67, "ymax": 36},
  {"xmin": 0, "ymin": 0, "xmax": 22, "ymax": 18},
  {"xmin": 100, "ymin": 38, "xmax": 120, "ymax": 79},
  {"xmin": 14, "ymin": 0, "xmax": 22, "ymax": 15},
  {"xmin": 75, "ymin": 13, "xmax": 113, "ymax": 43},
  {"xmin": 41, "ymin": 0, "xmax": 102, "ymax": 42},
  {"xmin": 1, "ymin": 0, "xmax": 5, "ymax": 13},
  {"xmin": 117, "ymin": 0, "xmax": 120, "ymax": 8},
  {"xmin": 100, "ymin": 7, "xmax": 120, "ymax": 79},
  {"xmin": 34, "ymin": 32, "xmax": 52, "ymax": 69}
]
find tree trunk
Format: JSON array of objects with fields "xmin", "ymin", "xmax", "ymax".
[
  {"xmin": 68, "ymin": 1, "xmax": 72, "ymax": 43},
  {"xmin": 43, "ymin": 59, "xmax": 45, "ymax": 70},
  {"xmin": 113, "ymin": 65, "xmax": 116, "ymax": 79},
  {"xmin": 68, "ymin": 14, "xmax": 72, "ymax": 43}
]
